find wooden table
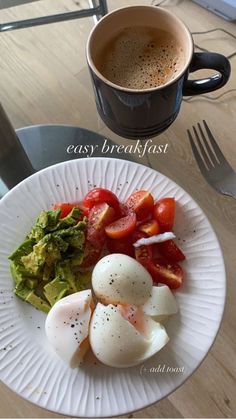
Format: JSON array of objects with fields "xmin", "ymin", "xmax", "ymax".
[{"xmin": 0, "ymin": 0, "xmax": 235, "ymax": 417}]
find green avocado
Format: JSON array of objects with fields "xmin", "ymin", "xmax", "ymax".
[
  {"xmin": 14, "ymin": 283, "xmax": 31, "ymax": 300},
  {"xmin": 44, "ymin": 276, "xmax": 68, "ymax": 306},
  {"xmin": 69, "ymin": 252, "xmax": 84, "ymax": 267},
  {"xmin": 55, "ymin": 208, "xmax": 83, "ymax": 230},
  {"xmin": 21, "ymin": 235, "xmax": 64, "ymax": 275},
  {"xmin": 9, "ymin": 239, "xmax": 35, "ymax": 263},
  {"xmin": 76, "ymin": 270, "xmax": 92, "ymax": 291},
  {"xmin": 26, "ymin": 278, "xmax": 38, "ymax": 290},
  {"xmin": 42, "ymin": 263, "xmax": 54, "ymax": 282},
  {"xmin": 56, "ymin": 261, "xmax": 77, "ymax": 293},
  {"xmin": 10, "ymin": 261, "xmax": 39, "ymax": 285},
  {"xmin": 9, "ymin": 207, "xmax": 87, "ymax": 313},
  {"xmin": 21, "ymin": 241, "xmax": 50, "ymax": 275},
  {"xmin": 28, "ymin": 209, "xmax": 61, "ymax": 241},
  {"xmin": 26, "ymin": 291, "xmax": 51, "ymax": 313},
  {"xmin": 10, "ymin": 262, "xmax": 25, "ymax": 286}
]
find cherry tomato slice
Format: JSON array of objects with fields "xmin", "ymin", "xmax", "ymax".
[
  {"xmin": 126, "ymin": 190, "xmax": 154, "ymax": 221},
  {"xmin": 132, "ymin": 229, "xmax": 148, "ymax": 243},
  {"xmin": 81, "ymin": 202, "xmax": 116, "ymax": 268},
  {"xmin": 107, "ymin": 236, "xmax": 135, "ymax": 258},
  {"xmin": 83, "ymin": 188, "xmax": 121, "ymax": 215},
  {"xmin": 145, "ymin": 257, "xmax": 183, "ymax": 289},
  {"xmin": 157, "ymin": 240, "xmax": 185, "ymax": 263},
  {"xmin": 87, "ymin": 202, "xmax": 116, "ymax": 244},
  {"xmin": 105, "ymin": 212, "xmax": 137, "ymax": 239},
  {"xmin": 134, "ymin": 228, "xmax": 152, "ymax": 260},
  {"xmin": 80, "ymin": 240, "xmax": 103, "ymax": 268},
  {"xmin": 53, "ymin": 202, "xmax": 86, "ymax": 219},
  {"xmin": 153, "ymin": 198, "xmax": 175, "ymax": 232},
  {"xmin": 139, "ymin": 219, "xmax": 160, "ymax": 236},
  {"xmin": 135, "ymin": 244, "xmax": 153, "ymax": 265}
]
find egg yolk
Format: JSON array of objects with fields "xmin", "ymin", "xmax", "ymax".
[{"xmin": 117, "ymin": 304, "xmax": 145, "ymax": 335}]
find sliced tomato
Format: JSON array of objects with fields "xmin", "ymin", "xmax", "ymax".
[
  {"xmin": 105, "ymin": 212, "xmax": 137, "ymax": 239},
  {"xmin": 80, "ymin": 240, "xmax": 103, "ymax": 268},
  {"xmin": 107, "ymin": 236, "xmax": 135, "ymax": 257},
  {"xmin": 157, "ymin": 240, "xmax": 185, "ymax": 263},
  {"xmin": 120, "ymin": 203, "xmax": 129, "ymax": 217},
  {"xmin": 54, "ymin": 202, "xmax": 73, "ymax": 218},
  {"xmin": 87, "ymin": 202, "xmax": 116, "ymax": 243},
  {"xmin": 135, "ymin": 243, "xmax": 152, "ymax": 265},
  {"xmin": 145, "ymin": 257, "xmax": 183, "ymax": 289},
  {"xmin": 139, "ymin": 219, "xmax": 160, "ymax": 236},
  {"xmin": 132, "ymin": 229, "xmax": 148, "ymax": 243},
  {"xmin": 53, "ymin": 202, "xmax": 87, "ymax": 219},
  {"xmin": 153, "ymin": 198, "xmax": 175, "ymax": 232},
  {"xmin": 83, "ymin": 188, "xmax": 121, "ymax": 215},
  {"xmin": 134, "ymin": 228, "xmax": 152, "ymax": 265},
  {"xmin": 126, "ymin": 190, "xmax": 154, "ymax": 221}
]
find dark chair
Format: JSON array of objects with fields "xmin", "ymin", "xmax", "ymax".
[{"xmin": 0, "ymin": 0, "xmax": 108, "ymax": 32}]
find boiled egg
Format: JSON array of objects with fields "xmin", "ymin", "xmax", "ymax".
[
  {"xmin": 45, "ymin": 289, "xmax": 94, "ymax": 368},
  {"xmin": 142, "ymin": 284, "xmax": 178, "ymax": 322},
  {"xmin": 89, "ymin": 302, "xmax": 169, "ymax": 368},
  {"xmin": 92, "ymin": 254, "xmax": 152, "ymax": 305}
]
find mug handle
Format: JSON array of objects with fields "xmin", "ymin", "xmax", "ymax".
[{"xmin": 183, "ymin": 52, "xmax": 231, "ymax": 96}]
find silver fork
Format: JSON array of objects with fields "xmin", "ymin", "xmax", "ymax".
[{"xmin": 187, "ymin": 120, "xmax": 236, "ymax": 199}]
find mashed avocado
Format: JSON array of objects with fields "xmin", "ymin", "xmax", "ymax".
[{"xmin": 9, "ymin": 207, "xmax": 90, "ymax": 313}]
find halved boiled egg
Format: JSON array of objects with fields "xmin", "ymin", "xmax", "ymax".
[
  {"xmin": 89, "ymin": 302, "xmax": 169, "ymax": 368},
  {"xmin": 45, "ymin": 289, "xmax": 94, "ymax": 368},
  {"xmin": 142, "ymin": 284, "xmax": 178, "ymax": 322},
  {"xmin": 92, "ymin": 254, "xmax": 152, "ymax": 305}
]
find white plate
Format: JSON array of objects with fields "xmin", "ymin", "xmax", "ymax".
[{"xmin": 0, "ymin": 158, "xmax": 226, "ymax": 417}]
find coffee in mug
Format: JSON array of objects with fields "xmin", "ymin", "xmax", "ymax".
[
  {"xmin": 87, "ymin": 6, "xmax": 231, "ymax": 139},
  {"xmin": 98, "ymin": 26, "xmax": 185, "ymax": 89}
]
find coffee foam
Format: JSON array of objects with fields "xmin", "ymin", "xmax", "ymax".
[{"xmin": 99, "ymin": 27, "xmax": 184, "ymax": 89}]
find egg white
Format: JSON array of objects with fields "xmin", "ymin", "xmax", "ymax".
[
  {"xmin": 92, "ymin": 253, "xmax": 152, "ymax": 305},
  {"xmin": 142, "ymin": 284, "xmax": 178, "ymax": 321},
  {"xmin": 89, "ymin": 303, "xmax": 169, "ymax": 368},
  {"xmin": 45, "ymin": 289, "xmax": 94, "ymax": 368}
]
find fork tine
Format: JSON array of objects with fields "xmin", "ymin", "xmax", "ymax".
[
  {"xmin": 203, "ymin": 120, "xmax": 226, "ymax": 164},
  {"xmin": 187, "ymin": 129, "xmax": 208, "ymax": 176},
  {"xmin": 197, "ymin": 122, "xmax": 219, "ymax": 166},
  {"xmin": 192, "ymin": 125, "xmax": 212, "ymax": 169}
]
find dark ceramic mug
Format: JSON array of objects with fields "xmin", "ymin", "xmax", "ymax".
[{"xmin": 86, "ymin": 6, "xmax": 231, "ymax": 139}]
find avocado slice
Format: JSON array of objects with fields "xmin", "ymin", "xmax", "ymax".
[
  {"xmin": 9, "ymin": 207, "xmax": 88, "ymax": 314},
  {"xmin": 26, "ymin": 278, "xmax": 38, "ymax": 290},
  {"xmin": 55, "ymin": 207, "xmax": 82, "ymax": 230},
  {"xmin": 56, "ymin": 261, "xmax": 77, "ymax": 293},
  {"xmin": 67, "ymin": 231, "xmax": 85, "ymax": 250},
  {"xmin": 44, "ymin": 276, "xmax": 68, "ymax": 306},
  {"xmin": 69, "ymin": 251, "xmax": 84, "ymax": 267},
  {"xmin": 10, "ymin": 262, "xmax": 39, "ymax": 286},
  {"xmin": 42, "ymin": 263, "xmax": 54, "ymax": 282},
  {"xmin": 10, "ymin": 262, "xmax": 25, "ymax": 286},
  {"xmin": 40, "ymin": 209, "xmax": 62, "ymax": 230},
  {"xmin": 10, "ymin": 261, "xmax": 40, "ymax": 283},
  {"xmin": 28, "ymin": 222, "xmax": 45, "ymax": 242},
  {"xmin": 14, "ymin": 283, "xmax": 32, "ymax": 300},
  {"xmin": 26, "ymin": 291, "xmax": 51, "ymax": 313},
  {"xmin": 21, "ymin": 242, "xmax": 48, "ymax": 275},
  {"xmin": 76, "ymin": 270, "xmax": 92, "ymax": 291},
  {"xmin": 9, "ymin": 239, "xmax": 35, "ymax": 263},
  {"xmin": 21, "ymin": 236, "xmax": 63, "ymax": 275},
  {"xmin": 28, "ymin": 209, "xmax": 61, "ymax": 241}
]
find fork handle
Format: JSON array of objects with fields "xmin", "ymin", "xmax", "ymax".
[{"xmin": 183, "ymin": 52, "xmax": 231, "ymax": 96}]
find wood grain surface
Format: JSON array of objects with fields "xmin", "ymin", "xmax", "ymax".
[{"xmin": 0, "ymin": 0, "xmax": 235, "ymax": 417}]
